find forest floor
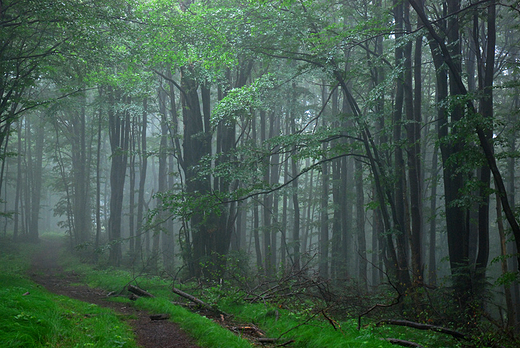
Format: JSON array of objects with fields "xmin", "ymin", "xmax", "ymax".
[{"xmin": 28, "ymin": 238, "xmax": 201, "ymax": 348}]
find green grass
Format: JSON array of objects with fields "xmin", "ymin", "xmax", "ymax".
[
  {"xmin": 55, "ymin": 241, "xmax": 252, "ymax": 348},
  {"xmin": 58, "ymin": 249, "xmax": 423, "ymax": 348},
  {"xmin": 0, "ymin": 236, "xmax": 138, "ymax": 348},
  {"xmin": 0, "ymin": 234, "xmax": 467, "ymax": 348}
]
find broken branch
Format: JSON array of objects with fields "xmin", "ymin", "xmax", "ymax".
[{"xmin": 172, "ymin": 287, "xmax": 228, "ymax": 316}]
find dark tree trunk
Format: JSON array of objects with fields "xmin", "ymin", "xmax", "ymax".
[
  {"xmin": 180, "ymin": 66, "xmax": 211, "ymax": 278},
  {"xmin": 392, "ymin": 0, "xmax": 411, "ymax": 291},
  {"xmin": 428, "ymin": 143, "xmax": 439, "ymax": 286},
  {"xmin": 71, "ymin": 94, "xmax": 91, "ymax": 245},
  {"xmin": 406, "ymin": 1, "xmax": 423, "ymax": 287},
  {"xmin": 107, "ymin": 88, "xmax": 130, "ymax": 266},
  {"xmin": 27, "ymin": 114, "xmax": 44, "ymax": 243},
  {"xmin": 128, "ymin": 118, "xmax": 136, "ymax": 255},
  {"xmin": 13, "ymin": 121, "xmax": 22, "ymax": 241},
  {"xmin": 95, "ymin": 103, "xmax": 103, "ymax": 258},
  {"xmin": 136, "ymin": 98, "xmax": 148, "ymax": 257},
  {"xmin": 355, "ymin": 159, "xmax": 367, "ymax": 290}
]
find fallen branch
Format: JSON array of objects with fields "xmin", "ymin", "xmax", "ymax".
[
  {"xmin": 321, "ymin": 309, "xmax": 338, "ymax": 331},
  {"xmin": 149, "ymin": 313, "xmax": 171, "ymax": 320},
  {"xmin": 384, "ymin": 338, "xmax": 425, "ymax": 348},
  {"xmin": 376, "ymin": 319, "xmax": 467, "ymax": 340},
  {"xmin": 357, "ymin": 268, "xmax": 402, "ymax": 330},
  {"xmin": 256, "ymin": 338, "xmax": 295, "ymax": 347},
  {"xmin": 256, "ymin": 337, "xmax": 278, "ymax": 344},
  {"xmin": 127, "ymin": 284, "xmax": 154, "ymax": 298},
  {"xmin": 172, "ymin": 287, "xmax": 228, "ymax": 316}
]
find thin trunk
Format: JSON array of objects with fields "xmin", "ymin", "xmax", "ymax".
[
  {"xmin": 13, "ymin": 120, "xmax": 22, "ymax": 241},
  {"xmin": 320, "ymin": 151, "xmax": 329, "ymax": 279},
  {"xmin": 393, "ymin": 0, "xmax": 410, "ymax": 290},
  {"xmin": 95, "ymin": 104, "xmax": 102, "ymax": 258},
  {"xmin": 260, "ymin": 110, "xmax": 272, "ymax": 273},
  {"xmin": 28, "ymin": 115, "xmax": 44, "ymax": 243},
  {"xmin": 129, "ymin": 118, "xmax": 136, "ymax": 254},
  {"xmin": 136, "ymin": 98, "xmax": 148, "ymax": 256},
  {"xmin": 355, "ymin": 159, "xmax": 366, "ymax": 290},
  {"xmin": 407, "ymin": 1, "xmax": 423, "ymax": 286},
  {"xmin": 496, "ymin": 189, "xmax": 515, "ymax": 327},
  {"xmin": 428, "ymin": 144, "xmax": 439, "ymax": 286}
]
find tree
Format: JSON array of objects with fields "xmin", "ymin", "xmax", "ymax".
[{"xmin": 107, "ymin": 87, "xmax": 131, "ymax": 266}]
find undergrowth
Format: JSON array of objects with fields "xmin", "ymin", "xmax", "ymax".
[
  {"xmin": 3, "ymin": 233, "xmax": 506, "ymax": 348},
  {"xmin": 0, "ymin": 235, "xmax": 137, "ymax": 348},
  {"xmin": 57, "ymin": 240, "xmax": 466, "ymax": 348}
]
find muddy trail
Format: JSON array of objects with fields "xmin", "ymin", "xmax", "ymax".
[{"xmin": 29, "ymin": 238, "xmax": 201, "ymax": 348}]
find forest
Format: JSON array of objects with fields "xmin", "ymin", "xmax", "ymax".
[{"xmin": 2, "ymin": 0, "xmax": 520, "ymax": 346}]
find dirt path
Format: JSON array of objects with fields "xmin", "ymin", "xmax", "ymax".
[{"xmin": 29, "ymin": 239, "xmax": 201, "ymax": 348}]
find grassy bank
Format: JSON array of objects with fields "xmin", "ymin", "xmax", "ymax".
[
  {"xmin": 58, "ymin": 240, "xmax": 462, "ymax": 348},
  {"xmin": 1, "ymin": 233, "xmax": 464, "ymax": 348},
  {"xmin": 0, "ymin": 237, "xmax": 137, "ymax": 348}
]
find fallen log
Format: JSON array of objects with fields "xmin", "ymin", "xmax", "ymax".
[
  {"xmin": 384, "ymin": 338, "xmax": 425, "ymax": 348},
  {"xmin": 256, "ymin": 338, "xmax": 295, "ymax": 346},
  {"xmin": 150, "ymin": 314, "xmax": 171, "ymax": 320},
  {"xmin": 172, "ymin": 287, "xmax": 228, "ymax": 316},
  {"xmin": 376, "ymin": 319, "xmax": 467, "ymax": 340},
  {"xmin": 128, "ymin": 284, "xmax": 155, "ymax": 298}
]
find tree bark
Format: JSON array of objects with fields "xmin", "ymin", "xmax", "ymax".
[{"xmin": 107, "ymin": 88, "xmax": 130, "ymax": 266}]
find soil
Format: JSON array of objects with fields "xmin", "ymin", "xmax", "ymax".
[{"xmin": 28, "ymin": 238, "xmax": 201, "ymax": 348}]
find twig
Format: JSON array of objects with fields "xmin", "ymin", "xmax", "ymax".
[
  {"xmin": 357, "ymin": 266, "xmax": 403, "ymax": 330},
  {"xmin": 276, "ymin": 311, "xmax": 321, "ymax": 340},
  {"xmin": 321, "ymin": 309, "xmax": 338, "ymax": 331}
]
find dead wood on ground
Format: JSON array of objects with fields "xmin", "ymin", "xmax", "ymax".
[
  {"xmin": 384, "ymin": 338, "xmax": 425, "ymax": 348},
  {"xmin": 149, "ymin": 314, "xmax": 171, "ymax": 320},
  {"xmin": 127, "ymin": 284, "xmax": 155, "ymax": 298},
  {"xmin": 172, "ymin": 287, "xmax": 228, "ymax": 316},
  {"xmin": 376, "ymin": 319, "xmax": 467, "ymax": 340}
]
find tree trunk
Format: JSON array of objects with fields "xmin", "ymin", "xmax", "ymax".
[
  {"xmin": 13, "ymin": 120, "xmax": 22, "ymax": 241},
  {"xmin": 107, "ymin": 88, "xmax": 130, "ymax": 266},
  {"xmin": 406, "ymin": 1, "xmax": 423, "ymax": 287},
  {"xmin": 180, "ymin": 66, "xmax": 211, "ymax": 278},
  {"xmin": 95, "ymin": 103, "xmax": 103, "ymax": 259},
  {"xmin": 355, "ymin": 158, "xmax": 366, "ymax": 290},
  {"xmin": 392, "ymin": 0, "xmax": 410, "ymax": 290},
  {"xmin": 27, "ymin": 114, "xmax": 44, "ymax": 243},
  {"xmin": 136, "ymin": 98, "xmax": 148, "ymax": 257}
]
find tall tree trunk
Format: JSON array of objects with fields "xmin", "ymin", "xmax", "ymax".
[
  {"xmin": 71, "ymin": 94, "xmax": 90, "ymax": 245},
  {"xmin": 154, "ymin": 86, "xmax": 170, "ymax": 273},
  {"xmin": 251, "ymin": 116, "xmax": 263, "ymax": 270},
  {"xmin": 95, "ymin": 103, "xmax": 103, "ymax": 259},
  {"xmin": 27, "ymin": 114, "xmax": 44, "ymax": 243},
  {"xmin": 180, "ymin": 66, "xmax": 211, "ymax": 278},
  {"xmin": 260, "ymin": 110, "xmax": 272, "ymax": 274},
  {"xmin": 496, "ymin": 189, "xmax": 515, "ymax": 328},
  {"xmin": 474, "ymin": 0, "xmax": 495, "ymax": 275},
  {"xmin": 428, "ymin": 143, "xmax": 439, "ymax": 286},
  {"xmin": 407, "ymin": 1, "xmax": 423, "ymax": 287},
  {"xmin": 320, "ymin": 141, "xmax": 329, "ymax": 279},
  {"xmin": 107, "ymin": 89, "xmax": 130, "ymax": 266},
  {"xmin": 269, "ymin": 112, "xmax": 280, "ymax": 272},
  {"xmin": 507, "ymin": 99, "xmax": 520, "ymax": 325},
  {"xmin": 355, "ymin": 159, "xmax": 366, "ymax": 290},
  {"xmin": 13, "ymin": 120, "xmax": 22, "ymax": 241},
  {"xmin": 392, "ymin": 0, "xmax": 411, "ymax": 290},
  {"xmin": 291, "ymin": 152, "xmax": 300, "ymax": 271},
  {"xmin": 136, "ymin": 98, "xmax": 148, "ymax": 257}
]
